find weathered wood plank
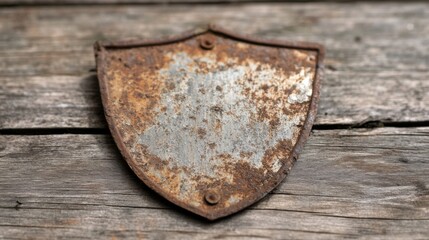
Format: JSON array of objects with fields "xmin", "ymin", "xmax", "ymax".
[
  {"xmin": 1, "ymin": 127, "xmax": 428, "ymax": 239},
  {"xmin": 0, "ymin": 75, "xmax": 104, "ymax": 128},
  {"xmin": 0, "ymin": 3, "xmax": 429, "ymax": 129},
  {"xmin": 0, "ymin": 0, "xmax": 400, "ymax": 5}
]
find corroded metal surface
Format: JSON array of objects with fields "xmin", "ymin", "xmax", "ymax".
[{"xmin": 94, "ymin": 25, "xmax": 324, "ymax": 220}]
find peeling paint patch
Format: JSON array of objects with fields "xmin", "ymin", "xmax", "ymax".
[
  {"xmin": 139, "ymin": 52, "xmax": 305, "ymax": 179},
  {"xmin": 271, "ymin": 157, "xmax": 283, "ymax": 173},
  {"xmin": 288, "ymin": 68, "xmax": 314, "ymax": 104}
]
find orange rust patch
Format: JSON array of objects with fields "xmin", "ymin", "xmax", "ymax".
[{"xmin": 105, "ymin": 49, "xmax": 171, "ymax": 132}]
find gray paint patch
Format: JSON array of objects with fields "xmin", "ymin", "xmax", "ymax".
[{"xmin": 138, "ymin": 52, "xmax": 312, "ymax": 178}]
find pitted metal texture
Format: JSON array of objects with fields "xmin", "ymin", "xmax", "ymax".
[{"xmin": 95, "ymin": 26, "xmax": 324, "ymax": 220}]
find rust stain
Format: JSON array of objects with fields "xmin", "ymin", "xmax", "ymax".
[{"xmin": 95, "ymin": 25, "xmax": 324, "ymax": 220}]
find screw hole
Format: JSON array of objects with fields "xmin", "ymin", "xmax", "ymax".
[
  {"xmin": 204, "ymin": 191, "xmax": 220, "ymax": 205},
  {"xmin": 200, "ymin": 37, "xmax": 215, "ymax": 50}
]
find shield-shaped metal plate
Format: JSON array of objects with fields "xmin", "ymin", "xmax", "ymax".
[{"xmin": 94, "ymin": 25, "xmax": 324, "ymax": 220}]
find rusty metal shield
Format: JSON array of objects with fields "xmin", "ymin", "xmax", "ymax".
[{"xmin": 94, "ymin": 25, "xmax": 324, "ymax": 220}]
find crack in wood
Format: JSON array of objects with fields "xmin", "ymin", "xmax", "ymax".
[{"xmin": 2, "ymin": 120, "xmax": 429, "ymax": 135}]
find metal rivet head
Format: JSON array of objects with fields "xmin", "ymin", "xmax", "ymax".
[
  {"xmin": 204, "ymin": 191, "xmax": 220, "ymax": 205},
  {"xmin": 200, "ymin": 37, "xmax": 215, "ymax": 50}
]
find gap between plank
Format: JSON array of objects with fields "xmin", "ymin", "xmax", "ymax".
[
  {"xmin": 313, "ymin": 120, "xmax": 429, "ymax": 130},
  {"xmin": 1, "ymin": 121, "xmax": 429, "ymax": 135}
]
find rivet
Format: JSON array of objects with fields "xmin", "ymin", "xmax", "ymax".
[
  {"xmin": 204, "ymin": 191, "xmax": 220, "ymax": 205},
  {"xmin": 200, "ymin": 37, "xmax": 215, "ymax": 50}
]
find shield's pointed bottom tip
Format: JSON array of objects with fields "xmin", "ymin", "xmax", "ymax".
[
  {"xmin": 197, "ymin": 212, "xmax": 227, "ymax": 221},
  {"xmin": 196, "ymin": 206, "xmax": 248, "ymax": 221},
  {"xmin": 183, "ymin": 207, "xmax": 237, "ymax": 221}
]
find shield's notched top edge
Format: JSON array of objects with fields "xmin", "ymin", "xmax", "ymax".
[
  {"xmin": 95, "ymin": 25, "xmax": 325, "ymax": 221},
  {"xmin": 94, "ymin": 24, "xmax": 325, "ymax": 60}
]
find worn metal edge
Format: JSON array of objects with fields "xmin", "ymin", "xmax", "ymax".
[
  {"xmin": 94, "ymin": 26, "xmax": 324, "ymax": 220},
  {"xmin": 95, "ymin": 24, "xmax": 324, "ymax": 52}
]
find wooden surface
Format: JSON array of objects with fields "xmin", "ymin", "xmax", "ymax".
[
  {"xmin": 1, "ymin": 3, "xmax": 429, "ymax": 129},
  {"xmin": 0, "ymin": 2, "xmax": 428, "ymax": 239},
  {"xmin": 0, "ymin": 0, "xmax": 403, "ymax": 6},
  {"xmin": 1, "ymin": 128, "xmax": 429, "ymax": 239}
]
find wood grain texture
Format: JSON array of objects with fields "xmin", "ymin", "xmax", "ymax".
[
  {"xmin": 1, "ymin": 3, "xmax": 429, "ymax": 129},
  {"xmin": 0, "ymin": 0, "xmax": 406, "ymax": 6},
  {"xmin": 1, "ymin": 2, "xmax": 429, "ymax": 239},
  {"xmin": 0, "ymin": 127, "xmax": 428, "ymax": 239}
]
